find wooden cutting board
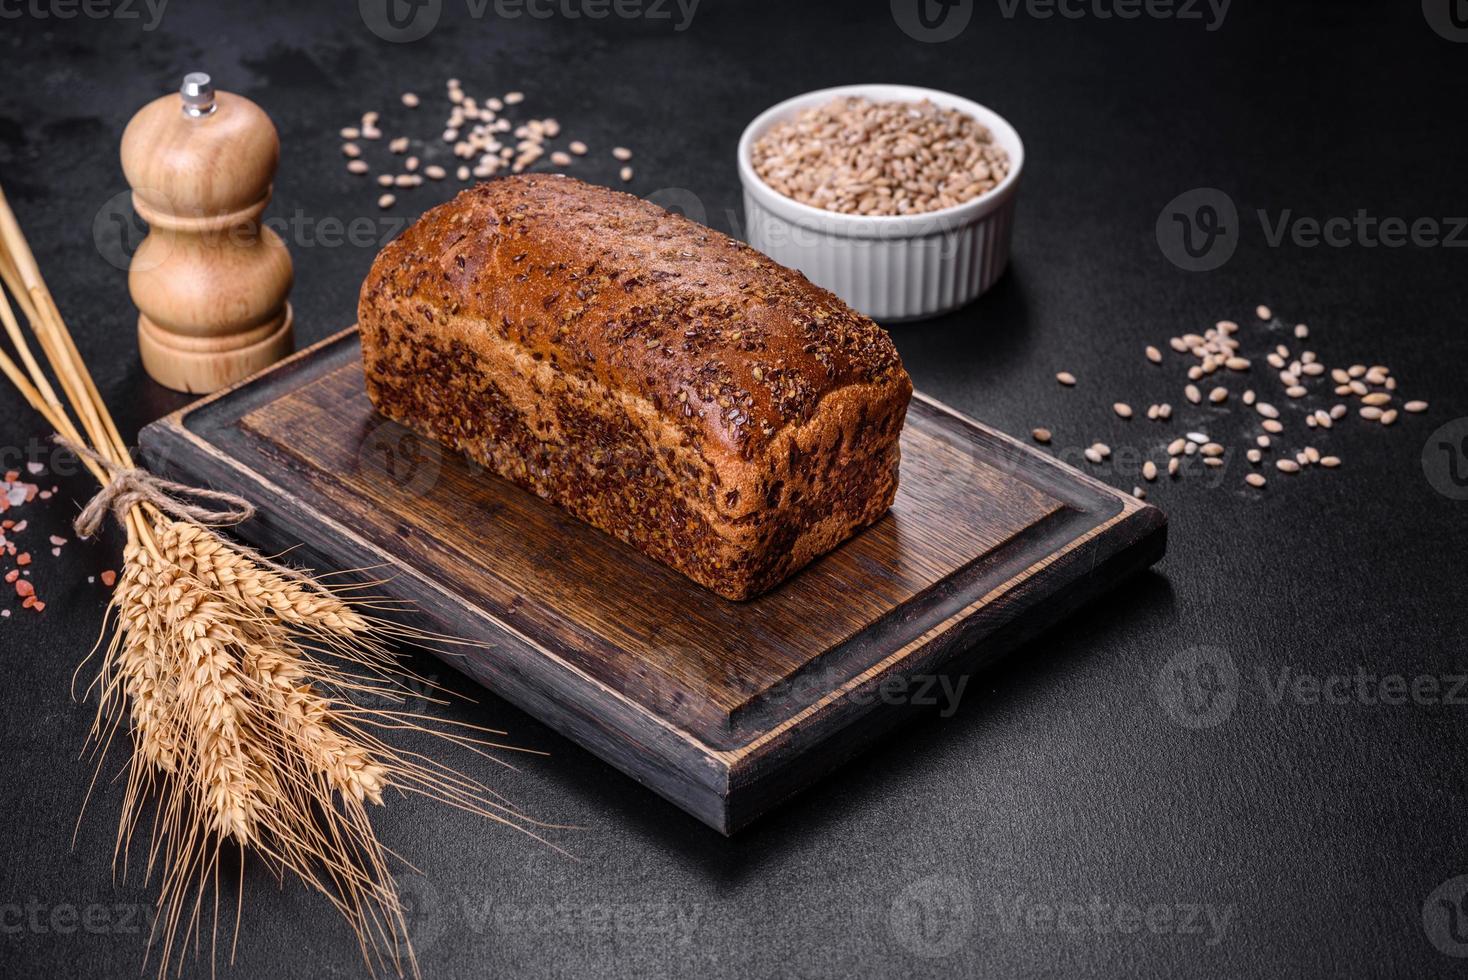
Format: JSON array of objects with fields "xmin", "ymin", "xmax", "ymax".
[{"xmin": 139, "ymin": 327, "xmax": 1166, "ymax": 834}]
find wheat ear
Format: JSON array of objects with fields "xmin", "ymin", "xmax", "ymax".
[{"xmin": 0, "ymin": 183, "xmax": 566, "ymax": 980}]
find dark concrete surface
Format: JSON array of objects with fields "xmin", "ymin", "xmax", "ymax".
[{"xmin": 2, "ymin": 1, "xmax": 1466, "ymax": 977}]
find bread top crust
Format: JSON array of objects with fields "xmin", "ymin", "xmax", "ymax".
[{"xmin": 359, "ymin": 175, "xmax": 910, "ymax": 459}]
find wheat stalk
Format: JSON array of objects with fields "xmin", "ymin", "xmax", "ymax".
[
  {"xmin": 167, "ymin": 520, "xmax": 370, "ymax": 634},
  {"xmin": 0, "ymin": 184, "xmax": 562, "ymax": 979}
]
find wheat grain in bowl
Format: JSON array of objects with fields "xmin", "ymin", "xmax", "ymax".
[{"xmin": 748, "ymin": 96, "xmax": 1011, "ymax": 216}]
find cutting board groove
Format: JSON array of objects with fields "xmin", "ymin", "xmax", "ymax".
[{"xmin": 140, "ymin": 328, "xmax": 1166, "ymax": 833}]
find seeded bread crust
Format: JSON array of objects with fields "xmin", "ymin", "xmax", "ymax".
[{"xmin": 358, "ymin": 175, "xmax": 912, "ymax": 600}]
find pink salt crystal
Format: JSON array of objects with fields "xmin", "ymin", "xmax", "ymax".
[
  {"xmin": 51, "ymin": 548, "xmax": 61, "ymax": 557},
  {"xmin": 49, "ymin": 535, "xmax": 66, "ymax": 547},
  {"xmin": 26, "ymin": 463, "xmax": 43, "ymax": 475},
  {"xmin": 12, "ymin": 521, "xmax": 25, "ymax": 532}
]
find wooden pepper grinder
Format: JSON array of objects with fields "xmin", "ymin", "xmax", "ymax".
[{"xmin": 121, "ymin": 73, "xmax": 293, "ymax": 393}]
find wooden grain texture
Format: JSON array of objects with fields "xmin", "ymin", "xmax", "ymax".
[{"xmin": 139, "ymin": 328, "xmax": 1168, "ymax": 833}]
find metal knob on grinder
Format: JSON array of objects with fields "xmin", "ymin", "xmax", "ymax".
[{"xmin": 179, "ymin": 72, "xmax": 217, "ymax": 117}]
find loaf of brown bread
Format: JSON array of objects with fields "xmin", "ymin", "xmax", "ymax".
[{"xmin": 358, "ymin": 175, "xmax": 912, "ymax": 600}]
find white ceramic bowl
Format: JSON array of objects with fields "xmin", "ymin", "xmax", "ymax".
[{"xmin": 737, "ymin": 83, "xmax": 1024, "ymax": 323}]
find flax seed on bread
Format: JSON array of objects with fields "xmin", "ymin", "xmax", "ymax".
[{"xmin": 358, "ymin": 175, "xmax": 912, "ymax": 599}]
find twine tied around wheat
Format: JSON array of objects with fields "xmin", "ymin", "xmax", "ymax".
[
  {"xmin": 0, "ymin": 179, "xmax": 559, "ymax": 980},
  {"xmin": 58, "ymin": 435, "xmax": 256, "ymax": 538}
]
